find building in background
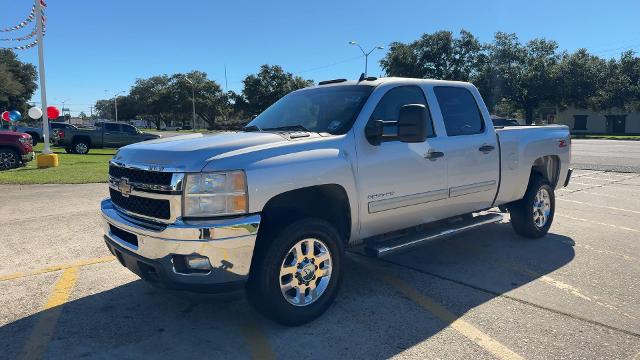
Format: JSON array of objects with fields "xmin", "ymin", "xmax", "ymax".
[{"xmin": 553, "ymin": 107, "xmax": 640, "ymax": 135}]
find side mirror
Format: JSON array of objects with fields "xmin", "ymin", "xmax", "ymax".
[
  {"xmin": 365, "ymin": 104, "xmax": 429, "ymax": 145},
  {"xmin": 397, "ymin": 104, "xmax": 428, "ymax": 143}
]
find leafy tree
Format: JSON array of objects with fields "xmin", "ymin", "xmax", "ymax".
[
  {"xmin": 381, "ymin": 30, "xmax": 483, "ymax": 81},
  {"xmin": 557, "ymin": 49, "xmax": 607, "ymax": 109},
  {"xmin": 78, "ymin": 111, "xmax": 87, "ymax": 119},
  {"xmin": 591, "ymin": 51, "xmax": 640, "ymax": 111},
  {"xmin": 241, "ymin": 65, "xmax": 313, "ymax": 115},
  {"xmin": 0, "ymin": 49, "xmax": 38, "ymax": 113},
  {"xmin": 171, "ymin": 71, "xmax": 229, "ymax": 129},
  {"xmin": 479, "ymin": 33, "xmax": 561, "ymax": 124}
]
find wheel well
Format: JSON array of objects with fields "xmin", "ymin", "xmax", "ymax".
[
  {"xmin": 531, "ymin": 155, "xmax": 560, "ymax": 187},
  {"xmin": 73, "ymin": 135, "xmax": 91, "ymax": 146},
  {"xmin": 257, "ymin": 184, "xmax": 352, "ymax": 246},
  {"xmin": 25, "ymin": 132, "xmax": 40, "ymax": 140},
  {"xmin": 0, "ymin": 145, "xmax": 19, "ymax": 154}
]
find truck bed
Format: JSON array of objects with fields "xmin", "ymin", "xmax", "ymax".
[{"xmin": 494, "ymin": 124, "xmax": 571, "ymax": 206}]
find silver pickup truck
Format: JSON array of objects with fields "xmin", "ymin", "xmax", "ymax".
[{"xmin": 102, "ymin": 77, "xmax": 571, "ymax": 325}]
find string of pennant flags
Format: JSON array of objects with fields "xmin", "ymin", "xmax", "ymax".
[{"xmin": 0, "ymin": 0, "xmax": 47, "ymax": 50}]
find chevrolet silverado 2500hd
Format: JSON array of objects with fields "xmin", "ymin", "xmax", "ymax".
[{"xmin": 102, "ymin": 77, "xmax": 572, "ymax": 325}]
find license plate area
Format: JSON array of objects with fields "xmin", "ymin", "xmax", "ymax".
[{"xmin": 109, "ymin": 224, "xmax": 139, "ymax": 247}]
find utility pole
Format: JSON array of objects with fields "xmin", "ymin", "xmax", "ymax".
[
  {"xmin": 224, "ymin": 65, "xmax": 228, "ymax": 90},
  {"xmin": 113, "ymin": 91, "xmax": 124, "ymax": 122}
]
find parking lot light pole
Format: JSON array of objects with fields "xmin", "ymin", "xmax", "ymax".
[
  {"xmin": 113, "ymin": 91, "xmax": 124, "ymax": 122},
  {"xmin": 349, "ymin": 41, "xmax": 384, "ymax": 78},
  {"xmin": 183, "ymin": 76, "xmax": 196, "ymax": 132}
]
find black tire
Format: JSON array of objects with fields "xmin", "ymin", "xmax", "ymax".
[
  {"xmin": 508, "ymin": 175, "xmax": 555, "ymax": 238},
  {"xmin": 0, "ymin": 148, "xmax": 20, "ymax": 171},
  {"xmin": 73, "ymin": 140, "xmax": 90, "ymax": 155},
  {"xmin": 247, "ymin": 218, "xmax": 344, "ymax": 326}
]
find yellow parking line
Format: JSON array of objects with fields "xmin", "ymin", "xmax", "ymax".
[
  {"xmin": 362, "ymin": 261, "xmax": 525, "ymax": 360},
  {"xmin": 240, "ymin": 320, "xmax": 276, "ymax": 360},
  {"xmin": 20, "ymin": 267, "xmax": 80, "ymax": 360},
  {"xmin": 0, "ymin": 256, "xmax": 115, "ymax": 282},
  {"xmin": 557, "ymin": 198, "xmax": 640, "ymax": 215},
  {"xmin": 557, "ymin": 214, "xmax": 640, "ymax": 233}
]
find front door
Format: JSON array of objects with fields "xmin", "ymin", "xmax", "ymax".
[
  {"xmin": 432, "ymin": 86, "xmax": 499, "ymax": 215},
  {"xmin": 606, "ymin": 115, "xmax": 627, "ymax": 134},
  {"xmin": 355, "ymin": 85, "xmax": 449, "ymax": 238}
]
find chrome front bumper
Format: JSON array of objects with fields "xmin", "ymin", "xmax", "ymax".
[{"xmin": 101, "ymin": 198, "xmax": 260, "ymax": 292}]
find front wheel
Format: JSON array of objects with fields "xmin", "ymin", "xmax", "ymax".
[
  {"xmin": 0, "ymin": 149, "xmax": 19, "ymax": 171},
  {"xmin": 247, "ymin": 218, "xmax": 344, "ymax": 326},
  {"xmin": 508, "ymin": 176, "xmax": 555, "ymax": 238}
]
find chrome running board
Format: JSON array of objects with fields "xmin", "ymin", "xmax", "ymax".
[{"xmin": 364, "ymin": 213, "xmax": 504, "ymax": 257}]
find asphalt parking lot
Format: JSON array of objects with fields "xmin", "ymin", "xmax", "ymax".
[{"xmin": 1, "ymin": 169, "xmax": 639, "ymax": 360}]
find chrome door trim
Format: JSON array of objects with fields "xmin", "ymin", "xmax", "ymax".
[
  {"xmin": 449, "ymin": 180, "xmax": 496, "ymax": 198},
  {"xmin": 368, "ymin": 189, "xmax": 449, "ymax": 214}
]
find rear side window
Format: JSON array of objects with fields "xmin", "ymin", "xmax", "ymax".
[
  {"xmin": 104, "ymin": 123, "xmax": 120, "ymax": 132},
  {"xmin": 122, "ymin": 125, "xmax": 137, "ymax": 134},
  {"xmin": 370, "ymin": 86, "xmax": 435, "ymax": 138},
  {"xmin": 434, "ymin": 86, "xmax": 485, "ymax": 136}
]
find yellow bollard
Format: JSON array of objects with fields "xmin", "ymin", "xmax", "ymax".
[{"xmin": 37, "ymin": 153, "xmax": 59, "ymax": 168}]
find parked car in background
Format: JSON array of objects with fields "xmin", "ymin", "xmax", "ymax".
[
  {"xmin": 103, "ymin": 77, "xmax": 572, "ymax": 325},
  {"xmin": 0, "ymin": 130, "xmax": 34, "ymax": 170},
  {"xmin": 1, "ymin": 122, "xmax": 77, "ymax": 146},
  {"xmin": 56, "ymin": 121, "xmax": 160, "ymax": 154},
  {"xmin": 51, "ymin": 123, "xmax": 78, "ymax": 143},
  {"xmin": 491, "ymin": 115, "xmax": 521, "ymax": 127}
]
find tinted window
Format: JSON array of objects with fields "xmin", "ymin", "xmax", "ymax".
[
  {"xmin": 573, "ymin": 115, "xmax": 587, "ymax": 130},
  {"xmin": 122, "ymin": 125, "xmax": 138, "ymax": 134},
  {"xmin": 369, "ymin": 86, "xmax": 435, "ymax": 138},
  {"xmin": 104, "ymin": 123, "xmax": 120, "ymax": 132},
  {"xmin": 434, "ymin": 86, "xmax": 484, "ymax": 136}
]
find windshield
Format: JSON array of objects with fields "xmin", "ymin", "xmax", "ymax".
[{"xmin": 246, "ymin": 85, "xmax": 373, "ymax": 135}]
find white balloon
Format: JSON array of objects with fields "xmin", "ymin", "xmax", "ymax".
[{"xmin": 28, "ymin": 107, "xmax": 43, "ymax": 119}]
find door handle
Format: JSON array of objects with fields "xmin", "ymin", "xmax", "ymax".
[
  {"xmin": 479, "ymin": 145, "xmax": 495, "ymax": 153},
  {"xmin": 425, "ymin": 150, "xmax": 445, "ymax": 160}
]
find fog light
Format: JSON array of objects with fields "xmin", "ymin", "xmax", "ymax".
[{"xmin": 185, "ymin": 255, "xmax": 212, "ymax": 271}]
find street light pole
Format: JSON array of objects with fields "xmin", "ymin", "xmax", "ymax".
[
  {"xmin": 183, "ymin": 76, "xmax": 196, "ymax": 132},
  {"xmin": 113, "ymin": 91, "xmax": 124, "ymax": 122},
  {"xmin": 349, "ymin": 41, "xmax": 384, "ymax": 78}
]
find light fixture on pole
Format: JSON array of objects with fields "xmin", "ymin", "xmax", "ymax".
[
  {"xmin": 183, "ymin": 75, "xmax": 196, "ymax": 132},
  {"xmin": 348, "ymin": 41, "xmax": 384, "ymax": 78},
  {"xmin": 113, "ymin": 91, "xmax": 124, "ymax": 122}
]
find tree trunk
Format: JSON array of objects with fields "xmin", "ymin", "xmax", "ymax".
[{"xmin": 525, "ymin": 107, "xmax": 534, "ymax": 125}]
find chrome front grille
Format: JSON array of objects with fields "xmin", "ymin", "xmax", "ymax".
[{"xmin": 108, "ymin": 162, "xmax": 184, "ymax": 223}]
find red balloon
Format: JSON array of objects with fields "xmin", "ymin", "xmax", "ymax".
[
  {"xmin": 1, "ymin": 111, "xmax": 9, "ymax": 121},
  {"xmin": 47, "ymin": 106, "xmax": 60, "ymax": 119}
]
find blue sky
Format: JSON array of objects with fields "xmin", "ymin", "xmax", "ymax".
[{"xmin": 2, "ymin": 0, "xmax": 639, "ymax": 115}]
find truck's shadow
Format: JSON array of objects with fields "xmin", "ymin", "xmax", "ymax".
[{"xmin": 1, "ymin": 223, "xmax": 574, "ymax": 359}]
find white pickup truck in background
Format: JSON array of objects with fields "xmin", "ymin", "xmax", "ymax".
[{"xmin": 102, "ymin": 77, "xmax": 571, "ymax": 325}]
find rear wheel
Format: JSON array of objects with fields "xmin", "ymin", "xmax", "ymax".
[
  {"xmin": 247, "ymin": 218, "xmax": 344, "ymax": 326},
  {"xmin": 508, "ymin": 176, "xmax": 555, "ymax": 238},
  {"xmin": 0, "ymin": 149, "xmax": 19, "ymax": 171},
  {"xmin": 73, "ymin": 140, "xmax": 90, "ymax": 155}
]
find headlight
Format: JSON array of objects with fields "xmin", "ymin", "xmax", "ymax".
[{"xmin": 183, "ymin": 171, "xmax": 248, "ymax": 217}]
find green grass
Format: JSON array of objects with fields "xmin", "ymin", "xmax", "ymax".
[
  {"xmin": 0, "ymin": 144, "xmax": 115, "ymax": 184},
  {"xmin": 572, "ymin": 134, "xmax": 640, "ymax": 140}
]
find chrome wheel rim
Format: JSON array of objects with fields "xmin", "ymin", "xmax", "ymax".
[
  {"xmin": 279, "ymin": 238, "xmax": 332, "ymax": 307},
  {"xmin": 76, "ymin": 143, "xmax": 88, "ymax": 154},
  {"xmin": 533, "ymin": 188, "xmax": 551, "ymax": 228},
  {"xmin": 0, "ymin": 151, "xmax": 17, "ymax": 170}
]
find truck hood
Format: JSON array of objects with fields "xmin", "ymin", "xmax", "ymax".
[{"xmin": 112, "ymin": 132, "xmax": 286, "ymax": 172}]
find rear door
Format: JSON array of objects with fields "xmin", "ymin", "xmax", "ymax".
[
  {"xmin": 355, "ymin": 85, "xmax": 449, "ymax": 238},
  {"xmin": 432, "ymin": 86, "xmax": 499, "ymax": 215},
  {"xmin": 102, "ymin": 123, "xmax": 124, "ymax": 147}
]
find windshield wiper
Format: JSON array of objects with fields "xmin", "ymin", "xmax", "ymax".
[
  {"xmin": 263, "ymin": 125, "xmax": 313, "ymax": 132},
  {"xmin": 243, "ymin": 125, "xmax": 261, "ymax": 132}
]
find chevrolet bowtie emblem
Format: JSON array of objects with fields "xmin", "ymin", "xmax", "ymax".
[{"xmin": 118, "ymin": 178, "xmax": 133, "ymax": 197}]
